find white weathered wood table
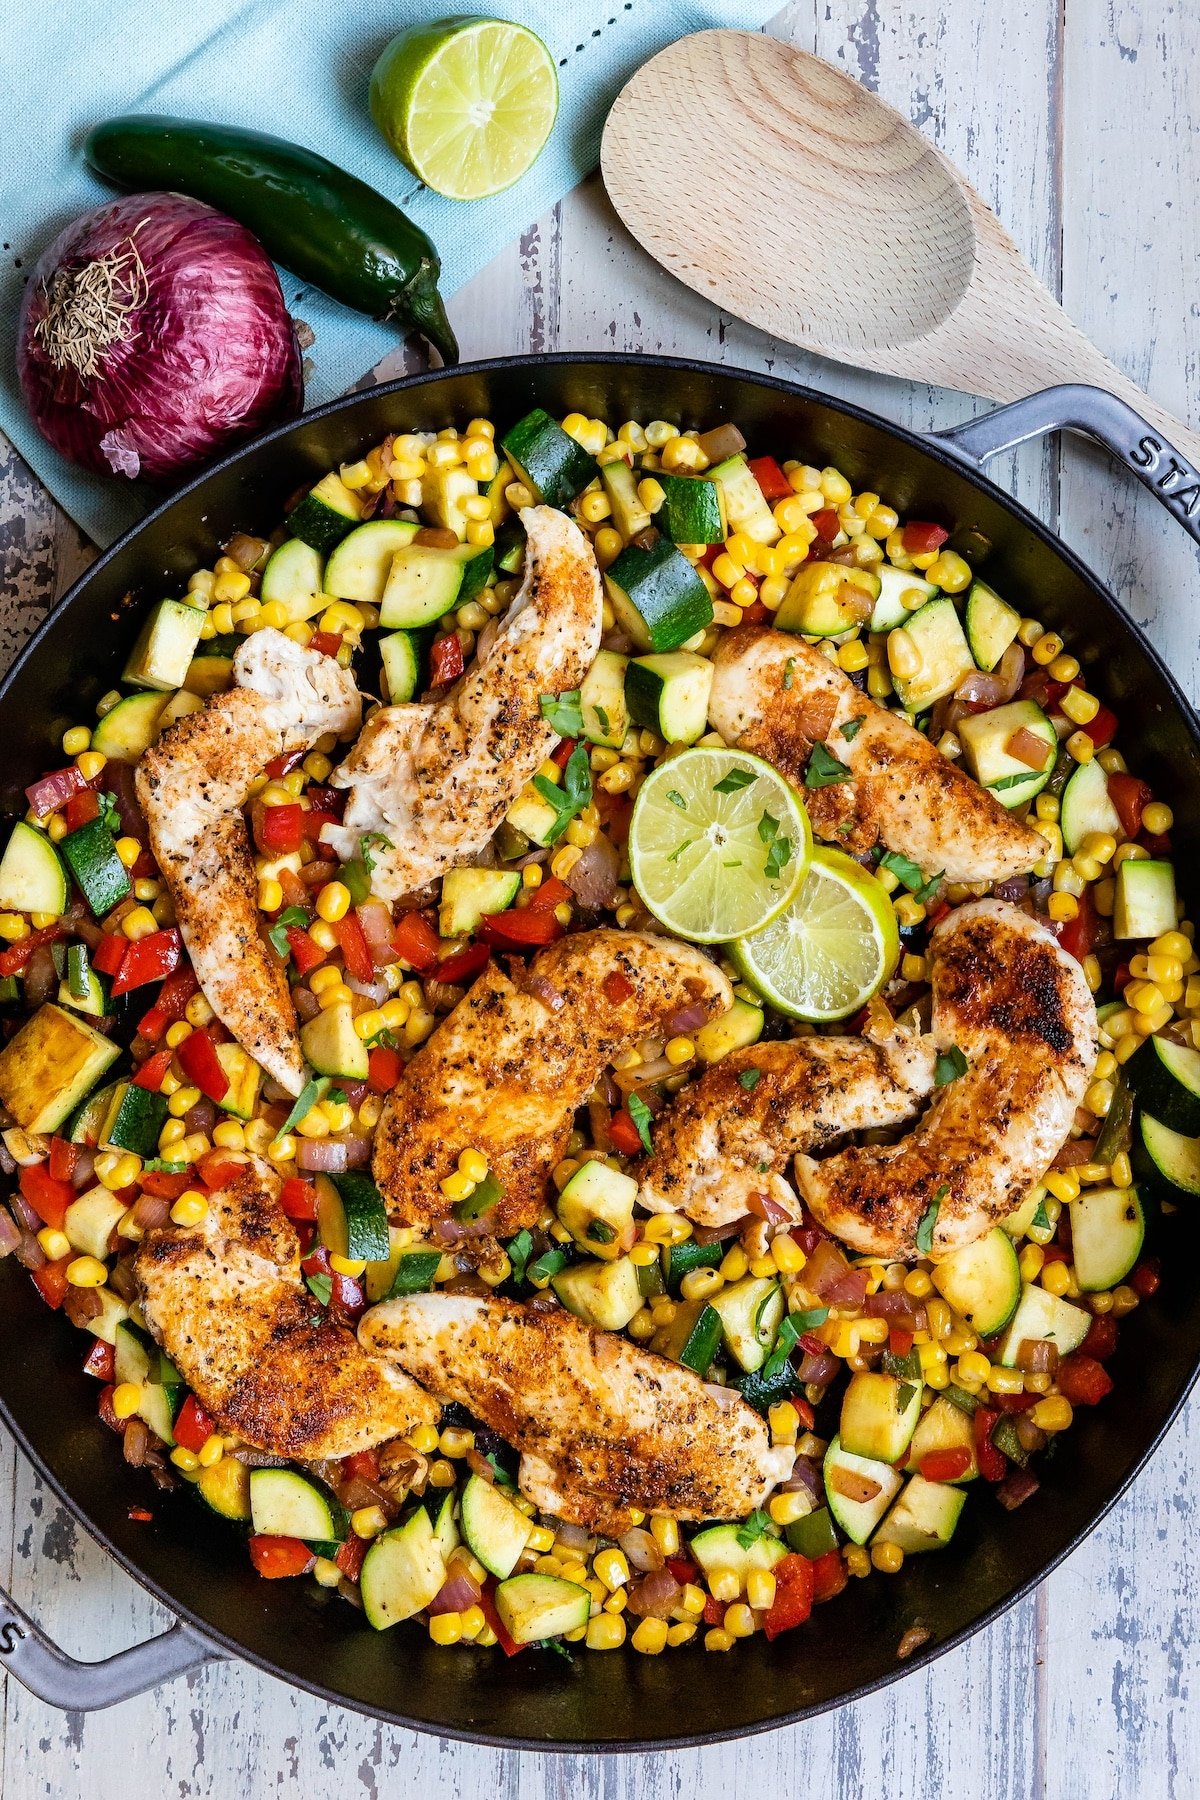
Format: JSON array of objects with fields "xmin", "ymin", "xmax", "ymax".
[{"xmin": 1, "ymin": 3, "xmax": 1197, "ymax": 1794}]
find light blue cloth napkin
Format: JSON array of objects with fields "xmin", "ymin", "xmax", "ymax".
[{"xmin": 0, "ymin": 1, "xmax": 776, "ymax": 548}]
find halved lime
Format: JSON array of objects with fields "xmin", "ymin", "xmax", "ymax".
[
  {"xmin": 628, "ymin": 747, "xmax": 811, "ymax": 944},
  {"xmin": 732, "ymin": 847, "xmax": 899, "ymax": 1022},
  {"xmin": 370, "ymin": 17, "xmax": 559, "ymax": 201}
]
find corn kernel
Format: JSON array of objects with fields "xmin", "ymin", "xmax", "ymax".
[
  {"xmin": 1040, "ymin": 1260, "xmax": 1072, "ymax": 1297},
  {"xmin": 704, "ymin": 1628, "xmax": 734, "ymax": 1652},
  {"xmin": 1066, "ymin": 730, "xmax": 1095, "ymax": 765},
  {"xmin": 587, "ymin": 1612, "xmax": 627, "ymax": 1651},
  {"xmin": 351, "ymin": 1506, "xmax": 389, "ymax": 1539},
  {"xmin": 871, "ymin": 1540, "xmax": 905, "ymax": 1574},
  {"xmin": 315, "ymin": 880, "xmax": 351, "ymax": 923},
  {"xmin": 1031, "ymin": 1395, "xmax": 1074, "ymax": 1433},
  {"xmin": 36, "ymin": 1227, "xmax": 72, "ymax": 1261},
  {"xmin": 171, "ymin": 1192, "xmax": 209, "ymax": 1227},
  {"xmin": 768, "ymin": 1490, "xmax": 811, "ymax": 1526},
  {"xmin": 723, "ymin": 1603, "xmax": 755, "ymax": 1638},
  {"xmin": 708, "ymin": 1565, "xmax": 741, "ymax": 1603},
  {"xmin": 1142, "ymin": 801, "xmax": 1174, "ymax": 835},
  {"xmin": 631, "ymin": 1616, "xmax": 670, "ymax": 1655},
  {"xmin": 258, "ymin": 878, "xmax": 283, "ymax": 913},
  {"xmin": 594, "ymin": 1547, "xmax": 630, "ymax": 1591},
  {"xmin": 770, "ymin": 1234, "xmax": 807, "ymax": 1274},
  {"xmin": 66, "ymin": 1256, "xmax": 108, "ymax": 1288},
  {"xmin": 111, "ymin": 1382, "xmax": 143, "ymax": 1421}
]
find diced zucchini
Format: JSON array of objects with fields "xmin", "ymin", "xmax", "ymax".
[
  {"xmin": 421, "ymin": 466, "xmax": 479, "ymax": 540},
  {"xmin": 286, "ymin": 472, "xmax": 363, "ymax": 554},
  {"xmin": 493, "ymin": 1572, "xmax": 591, "ymax": 1646},
  {"xmin": 83, "ymin": 1286, "xmax": 130, "ymax": 1346},
  {"xmin": 156, "ymin": 689, "xmax": 205, "ymax": 731},
  {"xmin": 504, "ymin": 787, "xmax": 561, "ymax": 848},
  {"xmin": 708, "ymin": 1275, "xmax": 784, "ymax": 1374},
  {"xmin": 1124, "ymin": 1034, "xmax": 1200, "ymax": 1134},
  {"xmin": 439, "ymin": 868, "xmax": 520, "ymax": 938},
  {"xmin": 656, "ymin": 473, "xmax": 725, "ymax": 545},
  {"xmin": 994, "ymin": 1283, "xmax": 1091, "ymax": 1367},
  {"xmin": 604, "ymin": 539, "xmax": 713, "ymax": 653},
  {"xmin": 822, "ymin": 1436, "xmax": 904, "ymax": 1544},
  {"xmin": 301, "ymin": 1002, "xmax": 369, "ymax": 1081},
  {"xmin": 63, "ymin": 1185, "xmax": 128, "ymax": 1260},
  {"xmin": 905, "ymin": 1394, "xmax": 978, "ymax": 1481},
  {"xmin": 930, "ymin": 1227, "xmax": 1021, "ymax": 1336},
  {"xmin": 68, "ymin": 1080, "xmax": 120, "ymax": 1147},
  {"xmin": 661, "ymin": 1239, "xmax": 724, "ymax": 1291},
  {"xmin": 380, "ymin": 630, "xmax": 423, "ymax": 703},
  {"xmin": 259, "ymin": 539, "xmax": 326, "ymax": 616},
  {"xmin": 99, "ymin": 1082, "xmax": 168, "ymax": 1158},
  {"xmin": 197, "ymin": 1454, "xmax": 252, "ymax": 1522},
  {"xmin": 1060, "ymin": 757, "xmax": 1123, "ymax": 854},
  {"xmin": 552, "ymin": 1256, "xmax": 642, "ymax": 1331},
  {"xmin": 250, "ymin": 1468, "xmax": 347, "ymax": 1542},
  {"xmin": 1114, "ymin": 858, "xmax": 1177, "ymax": 940},
  {"xmin": 327, "ymin": 1172, "xmax": 391, "ymax": 1264},
  {"xmin": 731, "ymin": 1358, "xmax": 804, "ymax": 1416},
  {"xmin": 963, "ymin": 579, "xmax": 1021, "ymax": 671},
  {"xmin": 360, "ymin": 1508, "xmax": 447, "ymax": 1629},
  {"xmin": 500, "ymin": 409, "xmax": 599, "ymax": 508},
  {"xmin": 459, "ymin": 1472, "xmax": 532, "ymax": 1578},
  {"xmin": 215, "ymin": 1042, "xmax": 261, "ymax": 1119},
  {"xmin": 123, "ymin": 599, "xmax": 207, "ymax": 692},
  {"xmin": 1069, "ymin": 1184, "xmax": 1145, "ymax": 1291},
  {"xmin": 873, "ymin": 1474, "xmax": 965, "ymax": 1553},
  {"xmin": 427, "ymin": 1487, "xmax": 460, "ymax": 1565},
  {"xmin": 63, "ymin": 939, "xmax": 107, "ymax": 1014},
  {"xmin": 688, "ymin": 1522, "xmax": 788, "ymax": 1587},
  {"xmin": 493, "ymin": 518, "xmax": 525, "ymax": 575},
  {"xmin": 114, "ymin": 1319, "xmax": 156, "ymax": 1387},
  {"xmin": 869, "ymin": 564, "xmax": 935, "ymax": 632},
  {"xmin": 0, "ymin": 821, "xmax": 68, "ymax": 917},
  {"xmin": 556, "ymin": 1160, "xmax": 637, "ymax": 1259},
  {"xmin": 59, "ymin": 817, "xmax": 131, "ymax": 917},
  {"xmin": 113, "ymin": 1320, "xmax": 181, "ymax": 1445},
  {"xmin": 958, "ymin": 697, "xmax": 1057, "ymax": 810},
  {"xmin": 694, "ymin": 998, "xmax": 765, "ymax": 1063},
  {"xmin": 890, "ymin": 596, "xmax": 975, "ymax": 712},
  {"xmin": 363, "ymin": 1226, "xmax": 442, "ymax": 1303},
  {"xmin": 839, "ymin": 1371, "xmax": 922, "ymax": 1463},
  {"xmin": 624, "ymin": 652, "xmax": 714, "ymax": 745},
  {"xmin": 579, "ymin": 649, "xmax": 630, "ymax": 749},
  {"xmin": 651, "ymin": 1298, "xmax": 722, "ymax": 1375},
  {"xmin": 379, "ymin": 542, "xmax": 491, "ymax": 628},
  {"xmin": 0, "ymin": 1004, "xmax": 121, "ymax": 1133},
  {"xmin": 1133, "ymin": 1110, "xmax": 1200, "ymax": 1204},
  {"xmin": 707, "ymin": 454, "xmax": 782, "ymax": 545},
  {"xmin": 775, "ymin": 562, "xmax": 880, "ymax": 638},
  {"xmin": 325, "ymin": 520, "xmax": 420, "ymax": 607},
  {"xmin": 91, "ymin": 691, "xmax": 169, "ymax": 763},
  {"xmin": 182, "ymin": 655, "xmax": 234, "ymax": 698},
  {"xmin": 599, "ymin": 458, "xmax": 651, "ymax": 538}
]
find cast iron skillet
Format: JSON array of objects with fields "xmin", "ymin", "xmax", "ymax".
[{"xmin": 0, "ymin": 356, "xmax": 1197, "ymax": 1747}]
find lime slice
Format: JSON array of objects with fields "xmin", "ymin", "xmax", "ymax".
[
  {"xmin": 370, "ymin": 17, "xmax": 559, "ymax": 201},
  {"xmin": 732, "ymin": 847, "xmax": 900, "ymax": 1022},
  {"xmin": 628, "ymin": 748, "xmax": 811, "ymax": 944}
]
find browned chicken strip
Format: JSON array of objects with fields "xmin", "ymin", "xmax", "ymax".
[
  {"xmin": 640, "ymin": 1032, "xmax": 939, "ymax": 1227},
  {"xmin": 359, "ymin": 1293, "xmax": 792, "ymax": 1534},
  {"xmin": 708, "ymin": 627, "xmax": 1044, "ymax": 883},
  {"xmin": 137, "ymin": 1159, "xmax": 436, "ymax": 1459},
  {"xmin": 372, "ymin": 928, "xmax": 732, "ymax": 1235},
  {"xmin": 797, "ymin": 901, "xmax": 1097, "ymax": 1258}
]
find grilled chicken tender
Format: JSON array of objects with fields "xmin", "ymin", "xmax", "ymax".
[
  {"xmin": 326, "ymin": 506, "xmax": 603, "ymax": 901},
  {"xmin": 372, "ymin": 929, "xmax": 732, "ymax": 1235},
  {"xmin": 709, "ymin": 627, "xmax": 1044, "ymax": 883},
  {"xmin": 136, "ymin": 1158, "xmax": 436, "ymax": 1459},
  {"xmin": 641, "ymin": 1032, "xmax": 939, "ymax": 1227},
  {"xmin": 359, "ymin": 1293, "xmax": 793, "ymax": 1535},
  {"xmin": 797, "ymin": 901, "xmax": 1097, "ymax": 1258},
  {"xmin": 136, "ymin": 630, "xmax": 361, "ymax": 1096}
]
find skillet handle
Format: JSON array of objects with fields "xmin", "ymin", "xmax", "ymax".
[
  {"xmin": 935, "ymin": 383, "xmax": 1200, "ymax": 553},
  {"xmin": 0, "ymin": 1580, "xmax": 220, "ymax": 1710}
]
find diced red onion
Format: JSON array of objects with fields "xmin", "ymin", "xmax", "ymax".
[
  {"xmin": 663, "ymin": 1002, "xmax": 710, "ymax": 1038},
  {"xmin": 340, "ymin": 1476, "xmax": 392, "ymax": 1514},
  {"xmin": 692, "ymin": 1215, "xmax": 751, "ymax": 1245},
  {"xmin": 563, "ymin": 833, "xmax": 620, "ymax": 909},
  {"xmin": 747, "ymin": 1191, "xmax": 792, "ymax": 1225},
  {"xmin": 103, "ymin": 761, "xmax": 149, "ymax": 844},
  {"xmin": 555, "ymin": 1522, "xmax": 591, "ymax": 1552},
  {"xmin": 994, "ymin": 875, "xmax": 1030, "ymax": 902},
  {"xmin": 232, "ymin": 1447, "xmax": 288, "ymax": 1468},
  {"xmin": 357, "ymin": 900, "xmax": 399, "ymax": 969},
  {"xmin": 132, "ymin": 1194, "xmax": 172, "ymax": 1233},
  {"xmin": 696, "ymin": 423, "xmax": 746, "ymax": 460},
  {"xmin": 24, "ymin": 946, "xmax": 58, "ymax": 1008},
  {"xmin": 341, "ymin": 1081, "xmax": 369, "ymax": 1108},
  {"xmin": 9, "ymin": 1192, "xmax": 43, "ymax": 1234},
  {"xmin": 465, "ymin": 1448, "xmax": 496, "ymax": 1483},
  {"xmin": 783, "ymin": 1456, "xmax": 824, "ymax": 1501},
  {"xmin": 0, "ymin": 1208, "xmax": 21, "ymax": 1259},
  {"xmin": 625, "ymin": 1568, "xmax": 682, "ymax": 1619},
  {"xmin": 64, "ymin": 1285, "xmax": 103, "ymax": 1328},
  {"xmin": 295, "ymin": 1138, "xmax": 351, "ymax": 1175},
  {"xmin": 122, "ymin": 1418, "xmax": 150, "ymax": 1467},
  {"xmin": 427, "ymin": 1570, "xmax": 483, "ymax": 1616},
  {"xmin": 1053, "ymin": 1137, "xmax": 1096, "ymax": 1168},
  {"xmin": 25, "ymin": 766, "xmax": 87, "ymax": 818},
  {"xmin": 525, "ymin": 972, "xmax": 565, "ymax": 1013},
  {"xmin": 293, "ymin": 987, "xmax": 321, "ymax": 1023},
  {"xmin": 995, "ymin": 1469, "xmax": 1040, "ymax": 1511},
  {"xmin": 71, "ymin": 1146, "xmax": 97, "ymax": 1190},
  {"xmin": 619, "ymin": 1527, "xmax": 664, "ymax": 1573},
  {"xmin": 797, "ymin": 1349, "xmax": 840, "ymax": 1385},
  {"xmin": 184, "ymin": 1099, "xmax": 216, "ymax": 1138},
  {"xmin": 108, "ymin": 1258, "xmax": 139, "ymax": 1302},
  {"xmin": 614, "ymin": 1057, "xmax": 675, "ymax": 1093},
  {"xmin": 1015, "ymin": 1337, "xmax": 1060, "ymax": 1374},
  {"xmin": 0, "ymin": 1144, "xmax": 16, "ymax": 1179},
  {"xmin": 345, "ymin": 973, "xmax": 390, "ymax": 1004},
  {"xmin": 225, "ymin": 533, "xmax": 269, "ymax": 573},
  {"xmin": 864, "ymin": 1291, "xmax": 929, "ymax": 1333},
  {"xmin": 13, "ymin": 1229, "xmax": 47, "ymax": 1271}
]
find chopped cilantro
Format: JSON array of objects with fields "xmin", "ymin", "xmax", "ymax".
[
  {"xmin": 537, "ymin": 1637, "xmax": 574, "ymax": 1661},
  {"xmin": 912, "ymin": 869, "xmax": 945, "ymax": 905},
  {"xmin": 268, "ymin": 905, "xmax": 310, "ymax": 959},
  {"xmin": 916, "ymin": 1184, "xmax": 948, "ymax": 1256},
  {"xmin": 667, "ymin": 837, "xmax": 697, "ymax": 864},
  {"xmin": 627, "ymin": 1092, "xmax": 655, "ymax": 1155},
  {"xmin": 539, "ymin": 690, "xmax": 584, "ymax": 737},
  {"xmin": 507, "ymin": 1228, "xmax": 534, "ymax": 1286},
  {"xmin": 713, "ymin": 767, "xmax": 757, "ymax": 794},
  {"xmin": 839, "ymin": 716, "xmax": 864, "ymax": 741},
  {"xmin": 666, "ymin": 789, "xmax": 688, "ymax": 811},
  {"xmin": 738, "ymin": 1068, "xmax": 762, "ymax": 1091},
  {"xmin": 987, "ymin": 771, "xmax": 1039, "ymax": 792},
  {"xmin": 783, "ymin": 658, "xmax": 796, "ymax": 690},
  {"xmin": 305, "ymin": 1273, "xmax": 332, "ymax": 1307},
  {"xmin": 275, "ymin": 1076, "xmax": 330, "ymax": 1142},
  {"xmin": 532, "ymin": 744, "xmax": 592, "ymax": 843},
  {"xmin": 804, "ymin": 742, "xmax": 853, "ymax": 788},
  {"xmin": 486, "ymin": 1451, "xmax": 517, "ymax": 1489},
  {"xmin": 934, "ymin": 1047, "xmax": 969, "ymax": 1086},
  {"xmin": 762, "ymin": 1316, "xmax": 800, "ymax": 1381},
  {"xmin": 757, "ymin": 810, "xmax": 780, "ymax": 844},
  {"xmin": 526, "ymin": 1246, "xmax": 569, "ymax": 1286},
  {"xmin": 587, "ymin": 1219, "xmax": 616, "ymax": 1244},
  {"xmin": 142, "ymin": 1158, "xmax": 187, "ymax": 1174},
  {"xmin": 877, "ymin": 849, "xmax": 927, "ymax": 891},
  {"xmin": 366, "ymin": 1026, "xmax": 400, "ymax": 1050},
  {"xmin": 359, "ymin": 832, "xmax": 393, "ymax": 875},
  {"xmin": 735, "ymin": 1509, "xmax": 772, "ymax": 1550},
  {"xmin": 98, "ymin": 791, "xmax": 122, "ymax": 834},
  {"xmin": 1030, "ymin": 1199, "xmax": 1051, "ymax": 1232},
  {"xmin": 594, "ymin": 704, "xmax": 611, "ymax": 736},
  {"xmin": 764, "ymin": 833, "xmax": 793, "ymax": 882}
]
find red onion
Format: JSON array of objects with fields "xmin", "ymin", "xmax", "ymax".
[
  {"xmin": 663, "ymin": 1001, "xmax": 710, "ymax": 1038},
  {"xmin": 296, "ymin": 1138, "xmax": 351, "ymax": 1175},
  {"xmin": 71, "ymin": 1146, "xmax": 97, "ymax": 1191},
  {"xmin": 783, "ymin": 1456, "xmax": 824, "ymax": 1501},
  {"xmin": 293, "ymin": 987, "xmax": 321, "ymax": 1023},
  {"xmin": 692, "ymin": 1215, "xmax": 752, "ymax": 1245},
  {"xmin": 524, "ymin": 972, "xmax": 565, "ymax": 1013},
  {"xmin": 995, "ymin": 1469, "xmax": 1040, "ymax": 1511},
  {"xmin": 18, "ymin": 194, "xmax": 302, "ymax": 484},
  {"xmin": 13, "ymin": 1229, "xmax": 47, "ymax": 1272},
  {"xmin": 122, "ymin": 1418, "xmax": 151, "ymax": 1467},
  {"xmin": 625, "ymin": 1568, "xmax": 682, "ymax": 1619},
  {"xmin": 0, "ymin": 1209, "xmax": 21, "ymax": 1259},
  {"xmin": 563, "ymin": 834, "xmax": 620, "ymax": 909},
  {"xmin": 357, "ymin": 900, "xmax": 399, "ymax": 969},
  {"xmin": 64, "ymin": 1286, "xmax": 103, "ymax": 1328},
  {"xmin": 103, "ymin": 761, "xmax": 149, "ymax": 843},
  {"xmin": 619, "ymin": 1527, "xmax": 664, "ymax": 1573},
  {"xmin": 341, "ymin": 1081, "xmax": 369, "ymax": 1108},
  {"xmin": 864, "ymin": 1291, "xmax": 929, "ymax": 1333},
  {"xmin": 24, "ymin": 945, "xmax": 58, "ymax": 1008},
  {"xmin": 108, "ymin": 1257, "xmax": 140, "ymax": 1302},
  {"xmin": 132, "ymin": 1193, "xmax": 172, "ymax": 1233},
  {"xmin": 26, "ymin": 766, "xmax": 88, "ymax": 819},
  {"xmin": 427, "ymin": 1570, "xmax": 483, "ymax": 1616},
  {"xmin": 747, "ymin": 1191, "xmax": 792, "ymax": 1225},
  {"xmin": 9, "ymin": 1192, "xmax": 44, "ymax": 1235},
  {"xmin": 345, "ymin": 973, "xmax": 390, "ymax": 1005},
  {"xmin": 798, "ymin": 1349, "xmax": 840, "ymax": 1385},
  {"xmin": 0, "ymin": 1145, "xmax": 16, "ymax": 1179},
  {"xmin": 184, "ymin": 1098, "xmax": 216, "ymax": 1138}
]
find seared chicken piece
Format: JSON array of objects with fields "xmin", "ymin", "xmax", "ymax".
[
  {"xmin": 641, "ymin": 1032, "xmax": 939, "ymax": 1227},
  {"xmin": 137, "ymin": 1158, "xmax": 436, "ymax": 1459},
  {"xmin": 359, "ymin": 1293, "xmax": 793, "ymax": 1534},
  {"xmin": 372, "ymin": 929, "xmax": 731, "ymax": 1235},
  {"xmin": 136, "ymin": 630, "xmax": 361, "ymax": 1096},
  {"xmin": 326, "ymin": 507, "xmax": 602, "ymax": 900},
  {"xmin": 708, "ymin": 627, "xmax": 1044, "ymax": 883},
  {"xmin": 797, "ymin": 901, "xmax": 1097, "ymax": 1258}
]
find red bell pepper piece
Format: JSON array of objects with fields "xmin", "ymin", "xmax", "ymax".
[
  {"xmin": 248, "ymin": 1535, "xmax": 315, "ymax": 1580},
  {"xmin": 478, "ymin": 1582, "xmax": 524, "ymax": 1657},
  {"xmin": 65, "ymin": 788, "xmax": 100, "ymax": 831},
  {"xmin": 308, "ymin": 630, "xmax": 342, "ymax": 659},
  {"xmin": 31, "ymin": 1257, "xmax": 71, "ymax": 1310},
  {"xmin": 199, "ymin": 1150, "xmax": 246, "ymax": 1191},
  {"xmin": 526, "ymin": 875, "xmax": 573, "ymax": 913},
  {"xmin": 741, "ymin": 600, "xmax": 769, "ymax": 625},
  {"xmin": 1080, "ymin": 1314, "xmax": 1120, "ymax": 1361},
  {"xmin": 434, "ymin": 942, "xmax": 491, "ymax": 986},
  {"xmin": 809, "ymin": 507, "xmax": 841, "ymax": 543},
  {"xmin": 1082, "ymin": 700, "xmax": 1118, "ymax": 748},
  {"xmin": 177, "ymin": 1028, "xmax": 230, "ymax": 1104},
  {"xmin": 97, "ymin": 1385, "xmax": 121, "ymax": 1432},
  {"xmin": 391, "ymin": 910, "xmax": 440, "ymax": 973},
  {"xmin": 128, "ymin": 1507, "xmax": 154, "ymax": 1523},
  {"xmin": 285, "ymin": 926, "xmax": 326, "ymax": 976},
  {"xmin": 132, "ymin": 1047, "xmax": 175, "ymax": 1093},
  {"xmin": 762, "ymin": 1552, "xmax": 815, "ymax": 1640},
  {"xmin": 137, "ymin": 967, "xmax": 199, "ymax": 1042},
  {"xmin": 793, "ymin": 1396, "xmax": 816, "ymax": 1432},
  {"xmin": 479, "ymin": 908, "xmax": 563, "ymax": 948},
  {"xmin": 172, "ymin": 1395, "xmax": 215, "ymax": 1453},
  {"xmin": 48, "ymin": 1137, "xmax": 79, "ymax": 1184},
  {"xmin": 342, "ymin": 1448, "xmax": 380, "ymax": 1483},
  {"xmin": 1055, "ymin": 1352, "xmax": 1114, "ymax": 1407},
  {"xmin": 367, "ymin": 1045, "xmax": 403, "ymax": 1093},
  {"xmin": 1053, "ymin": 885, "xmax": 1099, "ymax": 963},
  {"xmin": 138, "ymin": 1169, "xmax": 192, "ymax": 1200},
  {"xmin": 19, "ymin": 1162, "xmax": 75, "ymax": 1230},
  {"xmin": 264, "ymin": 748, "xmax": 305, "ymax": 780},
  {"xmin": 920, "ymin": 1446, "xmax": 973, "ymax": 1483},
  {"xmin": 335, "ymin": 1533, "xmax": 368, "ymax": 1583},
  {"xmin": 303, "ymin": 811, "xmax": 340, "ymax": 844},
  {"xmin": 888, "ymin": 1326, "xmax": 914, "ymax": 1358},
  {"xmin": 83, "ymin": 1339, "xmax": 115, "ymax": 1381},
  {"xmin": 0, "ymin": 920, "xmax": 69, "ymax": 977},
  {"xmin": 1130, "ymin": 1257, "xmax": 1161, "ymax": 1298},
  {"xmin": 334, "ymin": 911, "xmax": 374, "ymax": 985},
  {"xmin": 608, "ymin": 1109, "xmax": 643, "ymax": 1156},
  {"xmin": 110, "ymin": 927, "xmax": 182, "ymax": 996},
  {"xmin": 429, "ymin": 635, "xmax": 465, "ymax": 686},
  {"xmin": 331, "ymin": 1272, "xmax": 365, "ymax": 1315},
  {"xmin": 811, "ymin": 1548, "xmax": 849, "ymax": 1604},
  {"xmin": 602, "ymin": 969, "xmax": 635, "ymax": 1005},
  {"xmin": 702, "ymin": 1593, "xmax": 725, "ymax": 1626},
  {"xmin": 259, "ymin": 804, "xmax": 306, "ymax": 855},
  {"xmin": 550, "ymin": 736, "xmax": 577, "ymax": 769},
  {"xmin": 1106, "ymin": 772, "xmax": 1152, "ymax": 839},
  {"xmin": 902, "ymin": 520, "xmax": 949, "ymax": 556},
  {"xmin": 25, "ymin": 765, "xmax": 88, "ymax": 818},
  {"xmin": 974, "ymin": 1407, "xmax": 1007, "ymax": 1482},
  {"xmin": 665, "ymin": 1556, "xmax": 699, "ymax": 1586},
  {"xmin": 747, "ymin": 455, "xmax": 793, "ymax": 502},
  {"xmin": 89, "ymin": 933, "xmax": 129, "ymax": 978},
  {"xmin": 280, "ymin": 1177, "xmax": 320, "ymax": 1222}
]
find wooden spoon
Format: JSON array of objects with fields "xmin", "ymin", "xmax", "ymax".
[{"xmin": 601, "ymin": 30, "xmax": 1199, "ymax": 465}]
